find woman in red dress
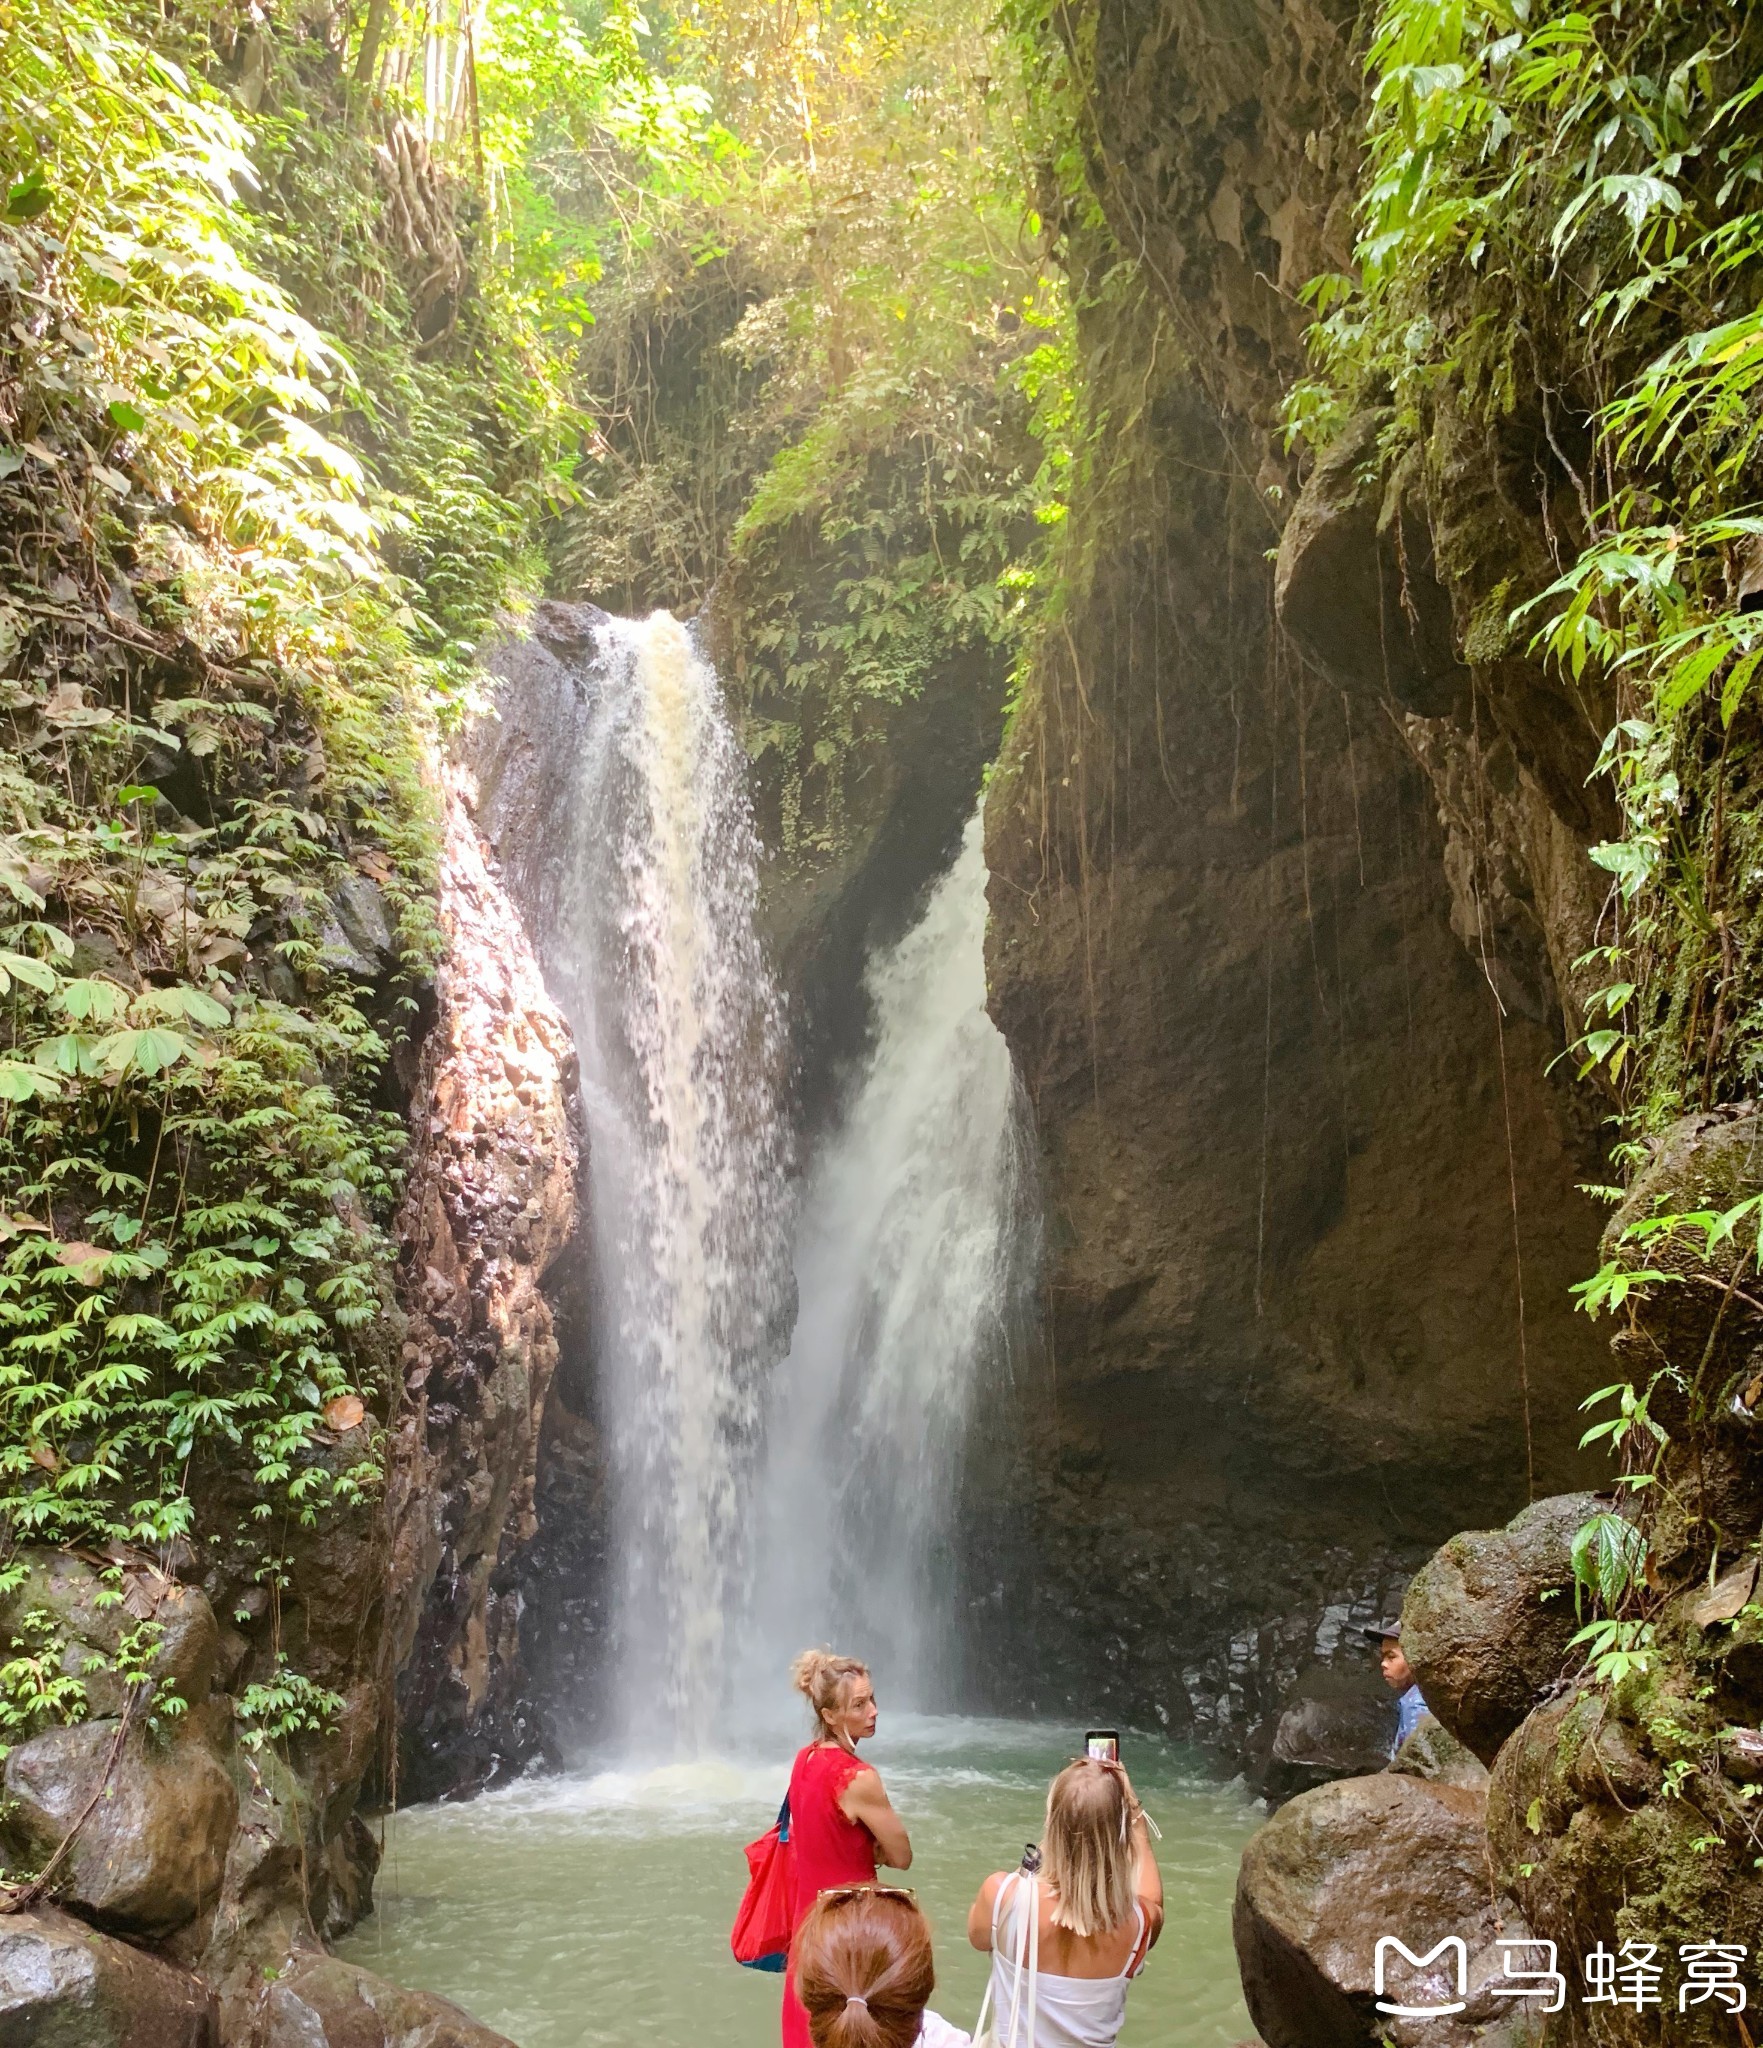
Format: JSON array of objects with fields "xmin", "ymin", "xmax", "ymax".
[{"xmin": 783, "ymin": 1650, "xmax": 913, "ymax": 2048}]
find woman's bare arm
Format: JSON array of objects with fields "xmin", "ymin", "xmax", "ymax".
[
  {"xmin": 1110, "ymin": 1766, "xmax": 1163, "ymax": 1948},
  {"xmin": 840, "ymin": 1764, "xmax": 912, "ymax": 1869},
  {"xmin": 1132, "ymin": 1813, "xmax": 1164, "ymax": 1947},
  {"xmin": 967, "ymin": 1871, "xmax": 1008, "ymax": 1951}
]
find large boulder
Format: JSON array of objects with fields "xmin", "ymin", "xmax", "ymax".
[
  {"xmin": 0, "ymin": 1903, "xmax": 217, "ymax": 2046},
  {"xmin": 1401, "ymin": 1493, "xmax": 1602, "ymax": 1763},
  {"xmin": 1234, "ymin": 1771, "xmax": 1527, "ymax": 2048},
  {"xmin": 1263, "ymin": 1694, "xmax": 1396, "ymax": 1803},
  {"xmin": 2, "ymin": 1714, "xmax": 237, "ymax": 1935},
  {"xmin": 0, "ymin": 1550, "xmax": 219, "ymax": 1720},
  {"xmin": 247, "ymin": 1955, "xmax": 516, "ymax": 2047}
]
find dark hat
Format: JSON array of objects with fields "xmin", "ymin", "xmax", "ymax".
[{"xmin": 1353, "ymin": 1618, "xmax": 1403, "ymax": 1644}]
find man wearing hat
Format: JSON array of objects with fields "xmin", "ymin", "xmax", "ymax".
[{"xmin": 1357, "ymin": 1617, "xmax": 1430, "ymax": 1754}]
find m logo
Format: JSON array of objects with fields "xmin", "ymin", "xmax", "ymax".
[{"xmin": 1374, "ymin": 1935, "xmax": 1469, "ymax": 2018}]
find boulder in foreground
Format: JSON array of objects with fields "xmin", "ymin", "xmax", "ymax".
[
  {"xmin": 0, "ymin": 1903, "xmax": 217, "ymax": 2047},
  {"xmin": 2, "ymin": 1717, "xmax": 237, "ymax": 1936},
  {"xmin": 1233, "ymin": 1770, "xmax": 1535, "ymax": 2047}
]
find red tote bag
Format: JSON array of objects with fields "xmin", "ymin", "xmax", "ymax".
[{"xmin": 731, "ymin": 1795, "xmax": 794, "ymax": 1973}]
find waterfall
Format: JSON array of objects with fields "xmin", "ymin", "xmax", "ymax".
[
  {"xmin": 534, "ymin": 606, "xmax": 1032, "ymax": 1744},
  {"xmin": 747, "ymin": 810, "xmax": 1037, "ymax": 1709},
  {"xmin": 549, "ymin": 612, "xmax": 792, "ymax": 1749}
]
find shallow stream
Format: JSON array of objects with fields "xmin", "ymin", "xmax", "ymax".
[{"xmin": 341, "ymin": 1718, "xmax": 1259, "ymax": 2048}]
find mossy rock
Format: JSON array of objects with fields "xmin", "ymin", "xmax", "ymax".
[
  {"xmin": 1401, "ymin": 1492, "xmax": 1602, "ymax": 1765},
  {"xmin": 0, "ymin": 1549, "xmax": 219, "ymax": 1726}
]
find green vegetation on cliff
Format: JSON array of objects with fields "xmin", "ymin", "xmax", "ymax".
[
  {"xmin": 1278, "ymin": 0, "xmax": 1763, "ymax": 1980},
  {"xmin": 1291, "ymin": 0, "xmax": 1763, "ymax": 1136},
  {"xmin": 552, "ymin": 0, "xmax": 1075, "ymax": 869},
  {"xmin": 0, "ymin": 0, "xmax": 624, "ymax": 1731},
  {"xmin": 0, "ymin": 0, "xmax": 1077, "ymax": 1755}
]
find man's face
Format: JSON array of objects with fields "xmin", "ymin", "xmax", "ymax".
[{"xmin": 1380, "ymin": 1639, "xmax": 1415, "ymax": 1693}]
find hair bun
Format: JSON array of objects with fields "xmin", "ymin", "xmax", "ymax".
[
  {"xmin": 790, "ymin": 1648, "xmax": 870, "ymax": 1730},
  {"xmin": 791, "ymin": 1648, "xmax": 831, "ymax": 1698}
]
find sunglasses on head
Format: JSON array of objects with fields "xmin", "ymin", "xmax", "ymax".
[{"xmin": 817, "ymin": 1884, "xmax": 920, "ymax": 1906}]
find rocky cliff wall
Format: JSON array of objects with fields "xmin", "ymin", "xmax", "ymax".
[
  {"xmin": 979, "ymin": 0, "xmax": 1614, "ymax": 1761},
  {"xmin": 0, "ymin": 715, "xmax": 587, "ymax": 2046},
  {"xmin": 384, "ymin": 763, "xmax": 580, "ymax": 1800}
]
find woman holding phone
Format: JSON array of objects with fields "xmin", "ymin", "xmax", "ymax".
[{"xmin": 966, "ymin": 1755, "xmax": 1162, "ymax": 2048}]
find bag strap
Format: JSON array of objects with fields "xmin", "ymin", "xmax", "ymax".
[
  {"xmin": 1003, "ymin": 1874, "xmax": 1037, "ymax": 2048},
  {"xmin": 973, "ymin": 1871, "xmax": 1027, "ymax": 2044},
  {"xmin": 1121, "ymin": 1899, "xmax": 1152, "ymax": 1980},
  {"xmin": 972, "ymin": 1875, "xmax": 1006, "ymax": 2042}
]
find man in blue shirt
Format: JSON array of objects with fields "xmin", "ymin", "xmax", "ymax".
[{"xmin": 1359, "ymin": 1618, "xmax": 1429, "ymax": 1754}]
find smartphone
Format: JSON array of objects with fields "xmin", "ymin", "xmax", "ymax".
[{"xmin": 1085, "ymin": 1729, "xmax": 1120, "ymax": 1764}]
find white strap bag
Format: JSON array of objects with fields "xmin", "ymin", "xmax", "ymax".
[{"xmin": 973, "ymin": 1871, "xmax": 1039, "ymax": 2048}]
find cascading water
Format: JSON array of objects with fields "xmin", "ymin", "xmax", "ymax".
[
  {"xmin": 350, "ymin": 641, "xmax": 1259, "ymax": 2048},
  {"xmin": 748, "ymin": 809, "xmax": 1037, "ymax": 1706},
  {"xmin": 538, "ymin": 608, "xmax": 1029, "ymax": 1743},
  {"xmin": 547, "ymin": 611, "xmax": 792, "ymax": 1749}
]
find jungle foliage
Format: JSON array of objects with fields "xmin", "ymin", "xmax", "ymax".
[
  {"xmin": 1290, "ymin": 0, "xmax": 1763, "ymax": 1138},
  {"xmin": 0, "ymin": 0, "xmax": 1077, "ymax": 1697},
  {"xmin": 550, "ymin": 0, "xmax": 1078, "ymax": 869},
  {"xmin": 1285, "ymin": 0, "xmax": 1763, "ymax": 1732}
]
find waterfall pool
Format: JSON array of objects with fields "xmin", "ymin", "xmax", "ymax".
[{"xmin": 341, "ymin": 1717, "xmax": 1259, "ymax": 2048}]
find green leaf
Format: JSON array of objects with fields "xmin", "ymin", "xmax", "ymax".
[
  {"xmin": 96, "ymin": 1028, "xmax": 191, "ymax": 1078},
  {"xmin": 3, "ymin": 170, "xmax": 52, "ymax": 222},
  {"xmin": 1571, "ymin": 1511, "xmax": 1647, "ymax": 1610},
  {"xmin": 105, "ymin": 400, "xmax": 146, "ymax": 434},
  {"xmin": 1722, "ymin": 647, "xmax": 1763, "ymax": 726},
  {"xmin": 0, "ymin": 952, "xmax": 58, "ymax": 996},
  {"xmin": 0, "ymin": 1062, "xmax": 59, "ymax": 1103},
  {"xmin": 137, "ymin": 986, "xmax": 229, "ymax": 1028},
  {"xmin": 57, "ymin": 979, "xmax": 126, "ymax": 1024}
]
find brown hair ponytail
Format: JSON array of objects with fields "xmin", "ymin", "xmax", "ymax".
[{"xmin": 794, "ymin": 1890, "xmax": 935, "ymax": 2048}]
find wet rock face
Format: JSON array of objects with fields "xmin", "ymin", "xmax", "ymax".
[
  {"xmin": 977, "ymin": 0, "xmax": 1609, "ymax": 1761},
  {"xmin": 0, "ymin": 1905, "xmax": 218, "ymax": 2048},
  {"xmin": 1275, "ymin": 410, "xmax": 1468, "ymax": 720},
  {"xmin": 386, "ymin": 754, "xmax": 581, "ymax": 1799},
  {"xmin": 1233, "ymin": 1771, "xmax": 1521, "ymax": 2048},
  {"xmin": 2, "ymin": 1717, "xmax": 237, "ymax": 1935},
  {"xmin": 1402, "ymin": 1492, "xmax": 1604, "ymax": 1764},
  {"xmin": 464, "ymin": 601, "xmax": 601, "ymax": 965}
]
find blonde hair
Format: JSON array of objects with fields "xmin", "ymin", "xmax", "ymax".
[
  {"xmin": 794, "ymin": 1889, "xmax": 934, "ymax": 2048},
  {"xmin": 791, "ymin": 1648, "xmax": 870, "ymax": 1736},
  {"xmin": 1041, "ymin": 1762, "xmax": 1135, "ymax": 1937}
]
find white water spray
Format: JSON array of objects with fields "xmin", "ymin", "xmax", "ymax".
[
  {"xmin": 749, "ymin": 810, "xmax": 1036, "ymax": 1705},
  {"xmin": 549, "ymin": 612, "xmax": 791, "ymax": 1748}
]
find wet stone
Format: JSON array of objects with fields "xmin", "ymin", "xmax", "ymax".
[
  {"xmin": 0, "ymin": 1903, "xmax": 217, "ymax": 2047},
  {"xmin": 2, "ymin": 1718, "xmax": 237, "ymax": 1936}
]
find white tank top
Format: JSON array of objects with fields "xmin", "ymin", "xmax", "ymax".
[{"xmin": 986, "ymin": 1874, "xmax": 1148, "ymax": 2048}]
